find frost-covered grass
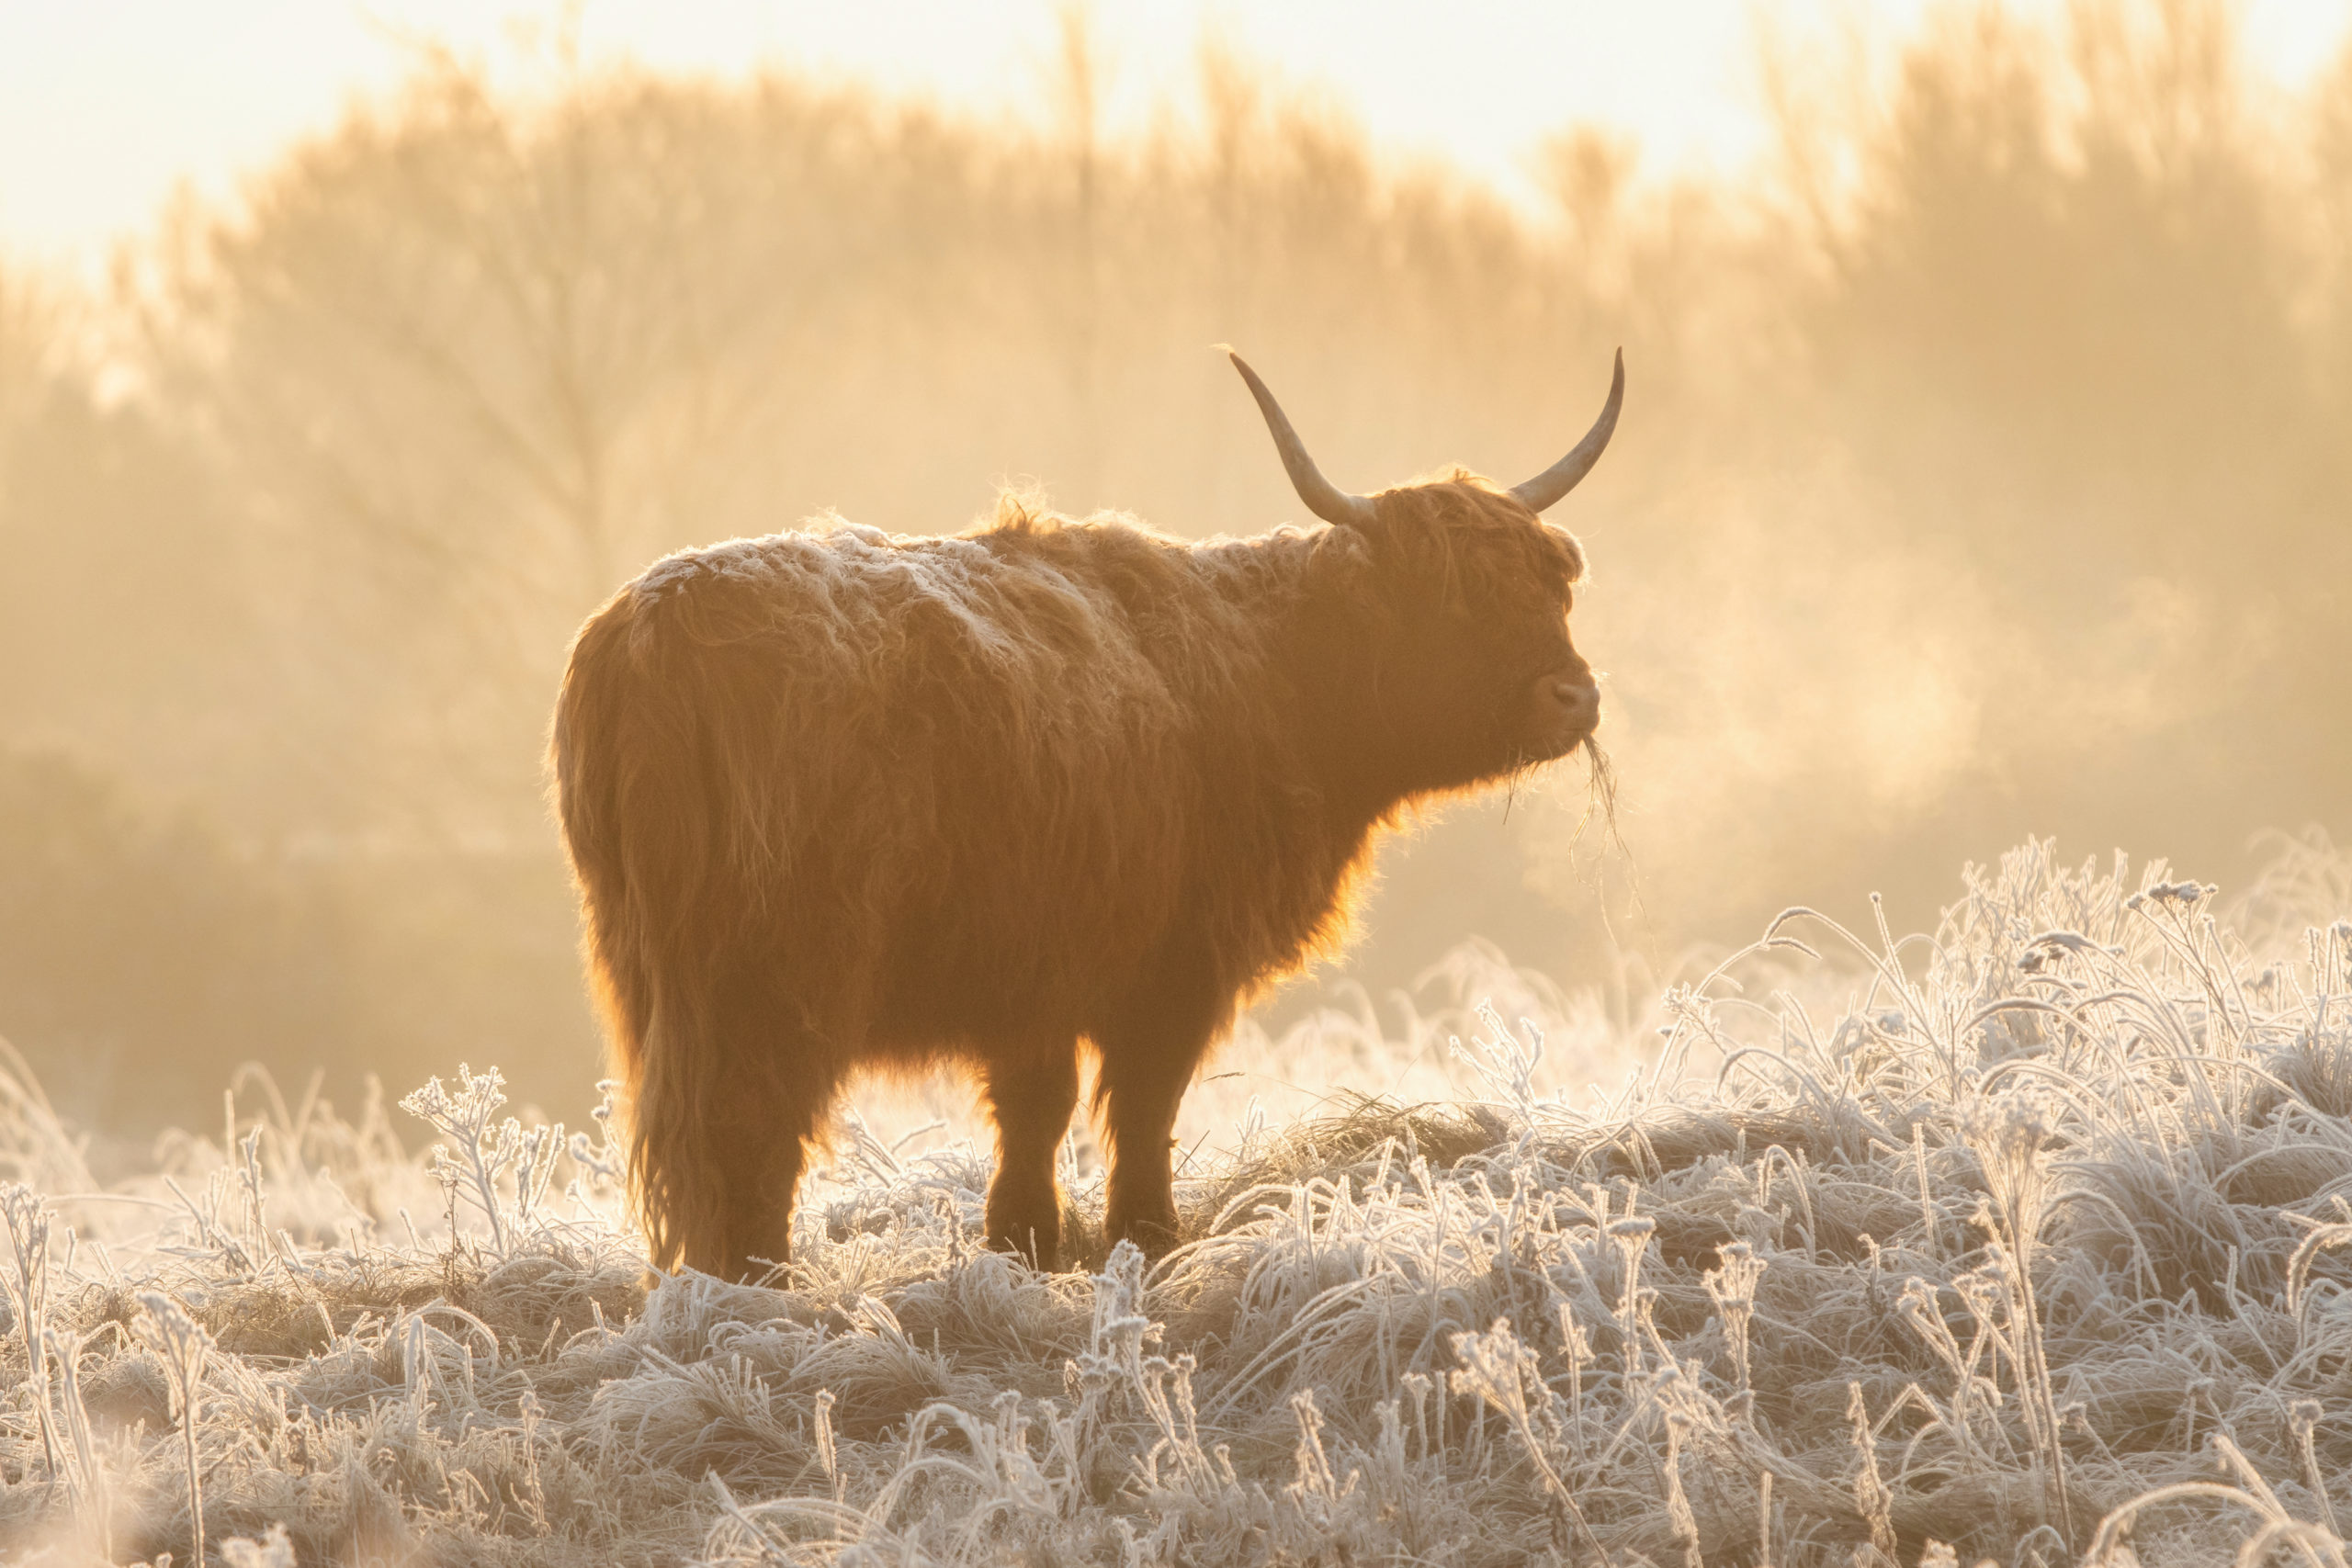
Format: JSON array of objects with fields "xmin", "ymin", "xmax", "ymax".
[{"xmin": 6, "ymin": 836, "xmax": 2352, "ymax": 1566}]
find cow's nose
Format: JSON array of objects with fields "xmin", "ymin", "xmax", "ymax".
[{"xmin": 1553, "ymin": 679, "xmax": 1600, "ymax": 726}]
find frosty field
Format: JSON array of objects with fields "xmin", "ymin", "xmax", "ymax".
[{"xmin": 6, "ymin": 836, "xmax": 2352, "ymax": 1566}]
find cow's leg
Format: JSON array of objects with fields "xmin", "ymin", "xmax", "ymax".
[
  {"xmin": 980, "ymin": 1040, "xmax": 1080, "ymax": 1269},
  {"xmin": 700, "ymin": 1059, "xmax": 826, "ymax": 1282},
  {"xmin": 1093, "ymin": 964, "xmax": 1229, "ymax": 1259},
  {"xmin": 636, "ymin": 957, "xmax": 839, "ymax": 1281}
]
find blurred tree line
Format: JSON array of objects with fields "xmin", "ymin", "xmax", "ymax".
[{"xmin": 2, "ymin": 1, "xmax": 2346, "ymax": 1133}]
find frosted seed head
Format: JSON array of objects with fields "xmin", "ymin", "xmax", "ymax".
[{"xmin": 1961, "ymin": 1089, "xmax": 2055, "ymax": 1164}]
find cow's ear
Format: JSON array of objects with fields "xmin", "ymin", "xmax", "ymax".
[{"xmin": 1547, "ymin": 524, "xmax": 1588, "ymax": 586}]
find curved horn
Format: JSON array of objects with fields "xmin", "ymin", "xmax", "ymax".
[
  {"xmin": 1510, "ymin": 349, "xmax": 1623, "ymax": 513},
  {"xmin": 1227, "ymin": 350, "xmax": 1377, "ymax": 528}
]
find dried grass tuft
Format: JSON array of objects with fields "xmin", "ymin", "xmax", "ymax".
[{"xmin": 2, "ymin": 838, "xmax": 2349, "ymax": 1565}]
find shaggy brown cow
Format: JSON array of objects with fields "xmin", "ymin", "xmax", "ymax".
[{"xmin": 553, "ymin": 351, "xmax": 1623, "ymax": 1279}]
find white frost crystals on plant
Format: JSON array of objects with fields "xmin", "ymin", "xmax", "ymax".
[
  {"xmin": 134, "ymin": 1290, "xmax": 215, "ymax": 1568},
  {"xmin": 400, "ymin": 1061, "xmax": 580, "ymax": 1255},
  {"xmin": 0, "ymin": 838, "xmax": 2349, "ymax": 1563}
]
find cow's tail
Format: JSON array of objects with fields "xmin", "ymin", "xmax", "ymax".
[{"xmin": 551, "ymin": 586, "xmax": 725, "ymax": 1268}]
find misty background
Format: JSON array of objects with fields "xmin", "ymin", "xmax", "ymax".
[{"xmin": 1, "ymin": 0, "xmax": 2346, "ymax": 1139}]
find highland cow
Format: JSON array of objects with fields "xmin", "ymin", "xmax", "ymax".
[{"xmin": 553, "ymin": 351, "xmax": 1623, "ymax": 1279}]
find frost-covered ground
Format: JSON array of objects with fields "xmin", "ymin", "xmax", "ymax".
[{"xmin": 6, "ymin": 836, "xmax": 2352, "ymax": 1566}]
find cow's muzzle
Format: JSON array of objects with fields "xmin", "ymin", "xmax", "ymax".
[{"xmin": 1523, "ymin": 671, "xmax": 1600, "ymax": 761}]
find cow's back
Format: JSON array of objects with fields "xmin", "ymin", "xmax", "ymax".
[{"xmin": 560, "ymin": 518, "xmax": 1285, "ymax": 1043}]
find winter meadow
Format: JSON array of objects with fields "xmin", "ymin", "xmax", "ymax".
[
  {"xmin": 8, "ymin": 2, "xmax": 2352, "ymax": 1563},
  {"xmin": 0, "ymin": 838, "xmax": 2348, "ymax": 1565}
]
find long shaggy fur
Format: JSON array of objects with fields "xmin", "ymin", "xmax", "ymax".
[{"xmin": 554, "ymin": 478, "xmax": 1599, "ymax": 1278}]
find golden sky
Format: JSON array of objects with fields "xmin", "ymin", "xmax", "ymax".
[{"xmin": 6, "ymin": 1, "xmax": 2346, "ymax": 275}]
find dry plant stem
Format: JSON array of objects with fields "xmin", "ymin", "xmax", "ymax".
[
  {"xmin": 2, "ymin": 1183, "xmax": 55, "ymax": 1478},
  {"xmin": 814, "ymin": 1387, "xmax": 839, "ymax": 1495},
  {"xmin": 2293, "ymin": 1402, "xmax": 2341, "ymax": 1538},
  {"xmin": 1609, "ymin": 1213, "xmax": 1655, "ymax": 1376},
  {"xmin": 140, "ymin": 1291, "xmax": 214, "ymax": 1568},
  {"xmin": 1661, "ymin": 1406, "xmax": 1702, "ymax": 1568},
  {"xmin": 1965, "ymin": 1088, "xmax": 2075, "ymax": 1544},
  {"xmin": 1451, "ymin": 1317, "xmax": 1602, "ymax": 1558},
  {"xmin": 1704, "ymin": 1239, "xmax": 1765, "ymax": 1396},
  {"xmin": 1848, "ymin": 1382, "xmax": 1897, "ymax": 1562},
  {"xmin": 47, "ymin": 1325, "xmax": 109, "ymax": 1560}
]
